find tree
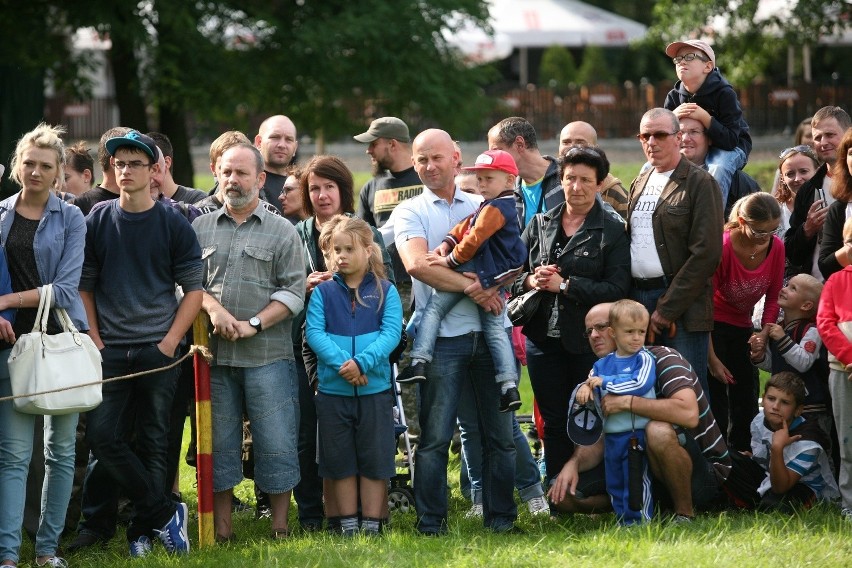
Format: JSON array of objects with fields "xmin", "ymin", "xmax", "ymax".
[
  {"xmin": 540, "ymin": 45, "xmax": 578, "ymax": 91},
  {"xmin": 577, "ymin": 46, "xmax": 616, "ymax": 85}
]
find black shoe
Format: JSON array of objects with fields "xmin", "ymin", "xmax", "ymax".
[
  {"xmin": 67, "ymin": 532, "xmax": 108, "ymax": 552},
  {"xmin": 396, "ymin": 361, "xmax": 427, "ymax": 384},
  {"xmin": 499, "ymin": 387, "xmax": 522, "ymax": 413},
  {"xmin": 232, "ymin": 495, "xmax": 253, "ymax": 513},
  {"xmin": 255, "ymin": 504, "xmax": 272, "ymax": 520}
]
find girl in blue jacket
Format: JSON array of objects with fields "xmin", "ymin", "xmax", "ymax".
[{"xmin": 305, "ymin": 215, "xmax": 403, "ymax": 536}]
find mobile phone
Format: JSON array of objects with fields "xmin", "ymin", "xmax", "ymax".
[{"xmin": 815, "ymin": 187, "xmax": 826, "ymax": 209}]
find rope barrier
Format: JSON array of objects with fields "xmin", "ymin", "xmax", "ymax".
[{"xmin": 0, "ymin": 344, "xmax": 213, "ymax": 404}]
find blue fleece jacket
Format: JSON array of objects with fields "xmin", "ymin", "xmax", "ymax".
[{"xmin": 305, "ymin": 272, "xmax": 402, "ymax": 396}]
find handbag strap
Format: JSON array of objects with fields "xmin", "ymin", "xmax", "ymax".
[
  {"xmin": 535, "ymin": 213, "xmax": 549, "ymax": 265},
  {"xmin": 32, "ymin": 284, "xmax": 80, "ymax": 334},
  {"xmin": 32, "ymin": 284, "xmax": 52, "ymax": 333}
]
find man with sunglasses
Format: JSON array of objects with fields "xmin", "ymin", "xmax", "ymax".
[
  {"xmin": 663, "ymin": 40, "xmax": 751, "ymax": 210},
  {"xmin": 785, "ymin": 106, "xmax": 852, "ymax": 281},
  {"xmin": 627, "ymin": 108, "xmax": 723, "ymax": 397}
]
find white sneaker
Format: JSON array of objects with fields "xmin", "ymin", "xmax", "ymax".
[
  {"xmin": 525, "ymin": 495, "xmax": 550, "ymax": 516},
  {"xmin": 841, "ymin": 507, "xmax": 852, "ymax": 521},
  {"xmin": 36, "ymin": 558, "xmax": 68, "ymax": 568},
  {"xmin": 464, "ymin": 503, "xmax": 483, "ymax": 518}
]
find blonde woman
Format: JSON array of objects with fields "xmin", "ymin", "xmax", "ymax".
[{"xmin": 0, "ymin": 124, "xmax": 87, "ymax": 567}]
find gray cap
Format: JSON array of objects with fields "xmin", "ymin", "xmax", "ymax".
[{"xmin": 354, "ymin": 117, "xmax": 410, "ymax": 143}]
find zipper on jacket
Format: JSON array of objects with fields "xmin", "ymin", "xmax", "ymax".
[{"xmin": 349, "ymin": 286, "xmax": 358, "ymax": 397}]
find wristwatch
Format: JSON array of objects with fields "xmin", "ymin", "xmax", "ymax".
[
  {"xmin": 559, "ymin": 278, "xmax": 570, "ymax": 295},
  {"xmin": 249, "ymin": 316, "xmax": 263, "ymax": 333}
]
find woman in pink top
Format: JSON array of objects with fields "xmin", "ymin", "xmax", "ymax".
[{"xmin": 708, "ymin": 192, "xmax": 785, "ymax": 451}]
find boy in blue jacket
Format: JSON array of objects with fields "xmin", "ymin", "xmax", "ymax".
[{"xmin": 396, "ymin": 150, "xmax": 527, "ymax": 413}]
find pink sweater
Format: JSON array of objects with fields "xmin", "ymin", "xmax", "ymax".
[
  {"xmin": 817, "ymin": 265, "xmax": 852, "ymax": 369},
  {"xmin": 713, "ymin": 231, "xmax": 784, "ymax": 329}
]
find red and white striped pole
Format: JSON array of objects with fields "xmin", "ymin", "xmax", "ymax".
[{"xmin": 193, "ymin": 314, "xmax": 214, "ymax": 548}]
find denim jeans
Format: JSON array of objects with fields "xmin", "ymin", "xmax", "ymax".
[
  {"xmin": 414, "ymin": 332, "xmax": 516, "ymax": 533},
  {"xmin": 0, "ymin": 349, "xmax": 78, "ymax": 562},
  {"xmin": 460, "ymin": 416, "xmax": 544, "ymax": 504},
  {"xmin": 706, "ymin": 146, "xmax": 747, "ymax": 209},
  {"xmin": 77, "ymin": 455, "xmax": 118, "ymax": 540},
  {"xmin": 292, "ymin": 348, "xmax": 324, "ymax": 526},
  {"xmin": 526, "ymin": 337, "xmax": 597, "ymax": 483},
  {"xmin": 85, "ymin": 344, "xmax": 180, "ymax": 541},
  {"xmin": 630, "ymin": 287, "xmax": 710, "ymax": 398},
  {"xmin": 410, "ymin": 261, "xmax": 516, "ymax": 383},
  {"xmin": 210, "ymin": 359, "xmax": 300, "ymax": 493}
]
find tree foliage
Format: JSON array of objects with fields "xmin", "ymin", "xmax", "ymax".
[{"xmin": 540, "ymin": 45, "xmax": 578, "ymax": 91}]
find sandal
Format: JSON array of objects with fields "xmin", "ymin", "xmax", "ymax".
[{"xmin": 271, "ymin": 527, "xmax": 290, "ymax": 539}]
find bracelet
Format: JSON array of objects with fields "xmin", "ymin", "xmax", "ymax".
[{"xmin": 17, "ymin": 292, "xmax": 22, "ymax": 308}]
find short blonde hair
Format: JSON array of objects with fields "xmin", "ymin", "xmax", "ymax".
[
  {"xmin": 788, "ymin": 273, "xmax": 823, "ymax": 309},
  {"xmin": 10, "ymin": 123, "xmax": 66, "ymax": 189},
  {"xmin": 608, "ymin": 299, "xmax": 648, "ymax": 327},
  {"xmin": 209, "ymin": 130, "xmax": 251, "ymax": 166}
]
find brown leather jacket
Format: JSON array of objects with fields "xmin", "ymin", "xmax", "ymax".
[{"xmin": 627, "ymin": 157, "xmax": 723, "ymax": 332}]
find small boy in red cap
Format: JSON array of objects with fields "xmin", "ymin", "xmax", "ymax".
[{"xmin": 397, "ymin": 150, "xmax": 526, "ymax": 412}]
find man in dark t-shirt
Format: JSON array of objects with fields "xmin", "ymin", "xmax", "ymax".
[
  {"xmin": 254, "ymin": 115, "xmax": 299, "ymax": 214},
  {"xmin": 354, "ymin": 117, "xmax": 423, "ymax": 291},
  {"xmin": 72, "ymin": 126, "xmax": 130, "ymax": 215}
]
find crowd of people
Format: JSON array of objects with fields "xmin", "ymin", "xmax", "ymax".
[{"xmin": 0, "ymin": 37, "xmax": 851, "ymax": 566}]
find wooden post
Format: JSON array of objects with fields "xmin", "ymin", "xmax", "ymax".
[{"xmin": 193, "ymin": 313, "xmax": 214, "ymax": 548}]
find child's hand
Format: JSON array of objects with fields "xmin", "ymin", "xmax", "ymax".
[
  {"xmin": 575, "ymin": 384, "xmax": 593, "ymax": 405},
  {"xmin": 845, "ymin": 362, "xmax": 852, "ymax": 376},
  {"xmin": 765, "ymin": 324, "xmax": 784, "ymax": 341},
  {"xmin": 425, "ymin": 252, "xmax": 449, "ymax": 267},
  {"xmin": 432, "ymin": 242, "xmax": 451, "ymax": 257},
  {"xmin": 586, "ymin": 376, "xmax": 602, "ymax": 390},
  {"xmin": 771, "ymin": 418, "xmax": 802, "ymax": 451}
]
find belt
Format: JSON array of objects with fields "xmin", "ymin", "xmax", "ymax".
[{"xmin": 632, "ymin": 276, "xmax": 667, "ymax": 290}]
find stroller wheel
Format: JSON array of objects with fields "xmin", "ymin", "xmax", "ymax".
[{"xmin": 388, "ymin": 486, "xmax": 415, "ymax": 514}]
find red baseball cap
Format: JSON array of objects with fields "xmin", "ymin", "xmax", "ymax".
[{"xmin": 463, "ymin": 149, "xmax": 519, "ymax": 176}]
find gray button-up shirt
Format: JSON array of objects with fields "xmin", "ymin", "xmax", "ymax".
[{"xmin": 193, "ymin": 201, "xmax": 305, "ymax": 367}]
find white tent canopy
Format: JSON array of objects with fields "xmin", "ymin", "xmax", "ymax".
[
  {"xmin": 445, "ymin": 0, "xmax": 647, "ymax": 83},
  {"xmin": 488, "ymin": 0, "xmax": 647, "ymax": 48}
]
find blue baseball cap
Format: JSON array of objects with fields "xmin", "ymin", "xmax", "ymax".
[
  {"xmin": 105, "ymin": 130, "xmax": 159, "ymax": 161},
  {"xmin": 567, "ymin": 382, "xmax": 603, "ymax": 446}
]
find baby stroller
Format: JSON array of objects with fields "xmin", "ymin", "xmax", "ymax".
[{"xmin": 388, "ymin": 326, "xmax": 416, "ymax": 514}]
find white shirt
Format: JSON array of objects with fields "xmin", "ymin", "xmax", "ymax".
[{"xmin": 630, "ymin": 170, "xmax": 673, "ymax": 278}]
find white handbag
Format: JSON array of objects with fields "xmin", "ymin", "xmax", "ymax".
[{"xmin": 7, "ymin": 284, "xmax": 103, "ymax": 415}]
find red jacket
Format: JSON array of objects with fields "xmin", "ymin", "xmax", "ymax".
[{"xmin": 817, "ymin": 265, "xmax": 852, "ymax": 370}]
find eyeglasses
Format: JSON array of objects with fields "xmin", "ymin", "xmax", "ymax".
[
  {"xmin": 672, "ymin": 53, "xmax": 708, "ymax": 65},
  {"xmin": 747, "ymin": 222, "xmax": 779, "ymax": 239},
  {"xmin": 583, "ymin": 322, "xmax": 610, "ymax": 338},
  {"xmin": 282, "ymin": 185, "xmax": 300, "ymax": 194},
  {"xmin": 779, "ymin": 144, "xmax": 820, "ymax": 163},
  {"xmin": 636, "ymin": 131, "xmax": 677, "ymax": 143},
  {"xmin": 680, "ymin": 128, "xmax": 705, "ymax": 138},
  {"xmin": 114, "ymin": 160, "xmax": 151, "ymax": 171}
]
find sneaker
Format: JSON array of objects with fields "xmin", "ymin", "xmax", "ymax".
[
  {"xmin": 396, "ymin": 361, "xmax": 427, "ymax": 384},
  {"xmin": 525, "ymin": 495, "xmax": 550, "ymax": 516},
  {"xmin": 499, "ymin": 387, "xmax": 522, "ymax": 413},
  {"xmin": 464, "ymin": 503, "xmax": 483, "ymax": 519},
  {"xmin": 255, "ymin": 504, "xmax": 272, "ymax": 520},
  {"xmin": 129, "ymin": 535, "xmax": 153, "ymax": 558},
  {"xmin": 841, "ymin": 507, "xmax": 852, "ymax": 521},
  {"xmin": 155, "ymin": 502, "xmax": 190, "ymax": 554},
  {"xmin": 36, "ymin": 558, "xmax": 68, "ymax": 567},
  {"xmin": 672, "ymin": 514, "xmax": 694, "ymax": 524}
]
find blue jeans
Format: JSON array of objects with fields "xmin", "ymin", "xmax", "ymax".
[
  {"xmin": 0, "ymin": 350, "xmax": 78, "ymax": 562},
  {"xmin": 85, "ymin": 344, "xmax": 180, "ymax": 541},
  {"xmin": 414, "ymin": 332, "xmax": 517, "ymax": 533},
  {"xmin": 410, "ymin": 262, "xmax": 516, "ymax": 384},
  {"xmin": 460, "ymin": 416, "xmax": 543, "ymax": 504},
  {"xmin": 630, "ymin": 287, "xmax": 710, "ymax": 398},
  {"xmin": 706, "ymin": 146, "xmax": 747, "ymax": 209},
  {"xmin": 210, "ymin": 359, "xmax": 300, "ymax": 493}
]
